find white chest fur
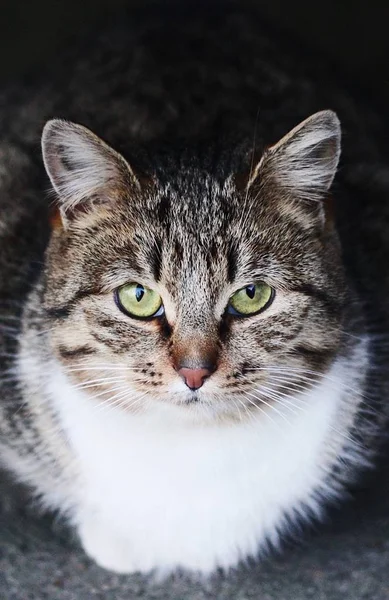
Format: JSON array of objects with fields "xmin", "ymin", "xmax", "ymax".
[{"xmin": 48, "ymin": 358, "xmax": 358, "ymax": 575}]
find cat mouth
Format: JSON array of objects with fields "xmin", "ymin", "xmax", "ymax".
[{"xmin": 183, "ymin": 390, "xmax": 200, "ymax": 404}]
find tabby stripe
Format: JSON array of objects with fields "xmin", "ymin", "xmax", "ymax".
[
  {"xmin": 227, "ymin": 242, "xmax": 238, "ymax": 282},
  {"xmin": 148, "ymin": 239, "xmax": 162, "ymax": 282},
  {"xmin": 293, "ymin": 344, "xmax": 335, "ymax": 364},
  {"xmin": 98, "ymin": 318, "xmax": 123, "ymax": 328},
  {"xmin": 46, "ymin": 306, "xmax": 72, "ymax": 319},
  {"xmin": 291, "ymin": 284, "xmax": 341, "ymax": 314},
  {"xmin": 90, "ymin": 330, "xmax": 118, "ymax": 348},
  {"xmin": 46, "ymin": 290, "xmax": 96, "ymax": 320},
  {"xmin": 58, "ymin": 345, "xmax": 97, "ymax": 359}
]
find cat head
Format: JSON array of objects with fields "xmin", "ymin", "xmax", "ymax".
[{"xmin": 41, "ymin": 111, "xmax": 346, "ymax": 422}]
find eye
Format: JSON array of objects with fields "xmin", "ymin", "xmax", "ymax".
[
  {"xmin": 228, "ymin": 283, "xmax": 274, "ymax": 317},
  {"xmin": 115, "ymin": 283, "xmax": 164, "ymax": 319}
]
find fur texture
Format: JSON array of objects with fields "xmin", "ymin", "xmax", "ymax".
[{"xmin": 0, "ymin": 0, "xmax": 389, "ymax": 576}]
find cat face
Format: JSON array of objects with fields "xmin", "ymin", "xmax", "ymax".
[{"xmin": 41, "ymin": 111, "xmax": 347, "ymax": 422}]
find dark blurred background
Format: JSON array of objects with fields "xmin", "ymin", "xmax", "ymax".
[{"xmin": 0, "ymin": 0, "xmax": 388, "ymax": 99}]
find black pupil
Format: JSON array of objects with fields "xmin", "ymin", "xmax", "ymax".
[
  {"xmin": 135, "ymin": 285, "xmax": 145, "ymax": 302},
  {"xmin": 246, "ymin": 285, "xmax": 256, "ymax": 299}
]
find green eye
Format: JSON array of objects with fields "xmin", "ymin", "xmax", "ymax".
[
  {"xmin": 228, "ymin": 283, "xmax": 274, "ymax": 316},
  {"xmin": 115, "ymin": 283, "xmax": 164, "ymax": 319}
]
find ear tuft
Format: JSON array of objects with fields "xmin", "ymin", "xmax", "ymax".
[
  {"xmin": 41, "ymin": 119, "xmax": 139, "ymax": 213},
  {"xmin": 250, "ymin": 110, "xmax": 341, "ymax": 200}
]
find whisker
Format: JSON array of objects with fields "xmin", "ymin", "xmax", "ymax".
[
  {"xmin": 254, "ymin": 382, "xmax": 368, "ymax": 453},
  {"xmin": 80, "ymin": 383, "xmax": 130, "ymax": 404},
  {"xmin": 72, "ymin": 376, "xmax": 127, "ymax": 390},
  {"xmin": 97, "ymin": 390, "xmax": 147, "ymax": 415},
  {"xmin": 93, "ymin": 389, "xmax": 134, "ymax": 413},
  {"xmin": 65, "ymin": 365, "xmax": 137, "ymax": 373},
  {"xmin": 119, "ymin": 393, "xmax": 148, "ymax": 414},
  {"xmin": 247, "ymin": 366, "xmax": 373, "ymax": 403},
  {"xmin": 243, "ymin": 392, "xmax": 285, "ymax": 434},
  {"xmin": 231, "ymin": 398, "xmax": 243, "ymax": 423},
  {"xmin": 245, "ymin": 390, "xmax": 293, "ymax": 426},
  {"xmin": 255, "ymin": 385, "xmax": 301, "ymax": 417}
]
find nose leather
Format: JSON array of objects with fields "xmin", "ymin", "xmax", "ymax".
[{"xmin": 178, "ymin": 367, "xmax": 212, "ymax": 390}]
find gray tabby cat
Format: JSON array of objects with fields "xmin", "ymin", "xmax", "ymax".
[{"xmin": 1, "ymin": 0, "xmax": 389, "ymax": 575}]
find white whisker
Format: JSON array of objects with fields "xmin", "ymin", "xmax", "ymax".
[
  {"xmin": 243, "ymin": 392, "xmax": 285, "ymax": 434},
  {"xmin": 245, "ymin": 390, "xmax": 293, "ymax": 426}
]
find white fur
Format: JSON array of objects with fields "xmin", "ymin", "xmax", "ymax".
[{"xmin": 42, "ymin": 342, "xmax": 366, "ymax": 575}]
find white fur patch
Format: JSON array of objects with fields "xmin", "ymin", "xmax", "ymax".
[{"xmin": 43, "ymin": 341, "xmax": 366, "ymax": 575}]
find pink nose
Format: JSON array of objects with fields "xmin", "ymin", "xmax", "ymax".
[{"xmin": 178, "ymin": 367, "xmax": 212, "ymax": 390}]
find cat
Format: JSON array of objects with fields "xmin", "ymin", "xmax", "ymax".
[{"xmin": 1, "ymin": 0, "xmax": 389, "ymax": 576}]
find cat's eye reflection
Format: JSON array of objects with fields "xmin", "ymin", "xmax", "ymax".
[{"xmin": 228, "ymin": 283, "xmax": 274, "ymax": 317}]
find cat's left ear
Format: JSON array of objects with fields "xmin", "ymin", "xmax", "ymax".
[
  {"xmin": 42, "ymin": 119, "xmax": 140, "ymax": 221},
  {"xmin": 248, "ymin": 110, "xmax": 341, "ymax": 201}
]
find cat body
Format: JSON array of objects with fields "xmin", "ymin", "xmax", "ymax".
[{"xmin": 1, "ymin": 0, "xmax": 389, "ymax": 575}]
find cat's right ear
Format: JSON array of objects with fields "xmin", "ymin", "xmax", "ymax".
[
  {"xmin": 42, "ymin": 119, "xmax": 140, "ymax": 226},
  {"xmin": 247, "ymin": 110, "xmax": 341, "ymax": 202}
]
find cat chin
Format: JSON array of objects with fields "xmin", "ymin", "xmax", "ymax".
[{"xmin": 157, "ymin": 392, "xmax": 247, "ymax": 425}]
